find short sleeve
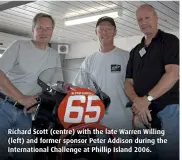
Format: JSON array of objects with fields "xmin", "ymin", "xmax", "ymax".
[
  {"xmin": 163, "ymin": 34, "xmax": 179, "ymax": 65},
  {"xmin": 0, "ymin": 40, "xmax": 20, "ymax": 74},
  {"xmin": 125, "ymin": 49, "xmax": 134, "ymax": 79}
]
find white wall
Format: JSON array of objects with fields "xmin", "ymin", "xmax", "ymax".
[{"xmin": 65, "ymin": 31, "xmax": 179, "ymax": 59}]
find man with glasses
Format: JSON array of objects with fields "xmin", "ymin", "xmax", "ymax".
[{"xmin": 0, "ymin": 13, "xmax": 61, "ymax": 160}]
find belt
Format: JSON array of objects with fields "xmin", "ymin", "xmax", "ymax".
[{"xmin": 0, "ymin": 92, "xmax": 24, "ymax": 109}]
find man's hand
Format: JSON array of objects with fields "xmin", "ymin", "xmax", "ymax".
[
  {"xmin": 134, "ymin": 114, "xmax": 149, "ymax": 129},
  {"xmin": 24, "ymin": 105, "xmax": 37, "ymax": 115},
  {"xmin": 17, "ymin": 95, "xmax": 38, "ymax": 115},
  {"xmin": 132, "ymin": 96, "xmax": 152, "ymax": 125},
  {"xmin": 17, "ymin": 95, "xmax": 37, "ymax": 107},
  {"xmin": 138, "ymin": 109, "xmax": 152, "ymax": 126},
  {"xmin": 132, "ymin": 96, "xmax": 151, "ymax": 114}
]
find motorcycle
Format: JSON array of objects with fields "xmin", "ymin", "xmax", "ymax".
[{"xmin": 32, "ymin": 67, "xmax": 117, "ymax": 160}]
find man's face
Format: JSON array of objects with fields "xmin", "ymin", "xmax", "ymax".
[
  {"xmin": 32, "ymin": 17, "xmax": 54, "ymax": 43},
  {"xmin": 96, "ymin": 21, "xmax": 116, "ymax": 44},
  {"xmin": 136, "ymin": 7, "xmax": 158, "ymax": 35}
]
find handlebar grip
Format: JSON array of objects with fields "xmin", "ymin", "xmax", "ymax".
[{"xmin": 26, "ymin": 97, "xmax": 41, "ymax": 111}]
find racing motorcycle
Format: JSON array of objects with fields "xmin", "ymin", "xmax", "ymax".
[{"xmin": 32, "ymin": 67, "xmax": 117, "ymax": 160}]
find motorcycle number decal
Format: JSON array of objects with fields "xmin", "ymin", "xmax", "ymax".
[{"xmin": 58, "ymin": 88, "xmax": 105, "ymax": 129}]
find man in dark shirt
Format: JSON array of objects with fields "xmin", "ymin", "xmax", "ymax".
[{"xmin": 125, "ymin": 4, "xmax": 179, "ymax": 160}]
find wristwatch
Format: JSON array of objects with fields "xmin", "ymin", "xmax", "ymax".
[{"xmin": 146, "ymin": 94, "xmax": 154, "ymax": 102}]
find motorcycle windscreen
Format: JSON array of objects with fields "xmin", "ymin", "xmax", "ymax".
[{"xmin": 37, "ymin": 67, "xmax": 110, "ymax": 128}]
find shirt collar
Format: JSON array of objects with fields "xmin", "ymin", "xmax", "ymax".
[{"xmin": 141, "ymin": 29, "xmax": 162, "ymax": 45}]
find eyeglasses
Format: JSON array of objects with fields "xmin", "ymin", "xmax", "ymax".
[{"xmin": 35, "ymin": 26, "xmax": 53, "ymax": 31}]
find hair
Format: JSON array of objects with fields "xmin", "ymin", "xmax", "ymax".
[
  {"xmin": 32, "ymin": 13, "xmax": 55, "ymax": 28},
  {"xmin": 137, "ymin": 4, "xmax": 157, "ymax": 16}
]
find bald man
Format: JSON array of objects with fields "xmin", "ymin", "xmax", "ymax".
[{"xmin": 125, "ymin": 4, "xmax": 179, "ymax": 160}]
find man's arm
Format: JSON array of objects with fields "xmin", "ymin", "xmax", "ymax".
[
  {"xmin": 125, "ymin": 78, "xmax": 139, "ymax": 102},
  {"xmin": 0, "ymin": 41, "xmax": 37, "ymax": 109},
  {"xmin": 132, "ymin": 64, "xmax": 178, "ymax": 125},
  {"xmin": 125, "ymin": 65, "xmax": 179, "ymax": 108},
  {"xmin": 0, "ymin": 40, "xmax": 23, "ymax": 100},
  {"xmin": 125, "ymin": 48, "xmax": 151, "ymax": 125},
  {"xmin": 125, "ymin": 49, "xmax": 139, "ymax": 102},
  {"xmin": 0, "ymin": 71, "xmax": 37, "ymax": 111},
  {"xmin": 148, "ymin": 64, "xmax": 179, "ymax": 100},
  {"xmin": 148, "ymin": 34, "xmax": 179, "ymax": 99},
  {"xmin": 0, "ymin": 71, "xmax": 24, "ymax": 101}
]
